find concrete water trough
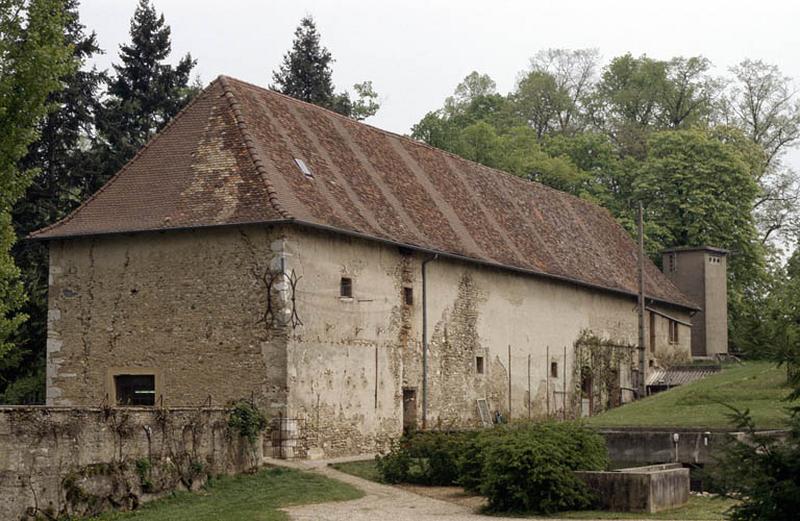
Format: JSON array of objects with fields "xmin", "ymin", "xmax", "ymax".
[{"xmin": 575, "ymin": 463, "xmax": 690, "ymax": 513}]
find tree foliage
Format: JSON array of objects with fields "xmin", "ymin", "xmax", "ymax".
[
  {"xmin": 3, "ymin": 0, "xmax": 196, "ymax": 403},
  {"xmin": 271, "ymin": 15, "xmax": 379, "ymax": 120},
  {"xmin": 0, "ymin": 0, "xmax": 72, "ymax": 362},
  {"xmin": 3, "ymin": 0, "xmax": 102, "ymax": 404},
  {"xmin": 411, "ymin": 50, "xmax": 800, "ymax": 352},
  {"xmin": 93, "ymin": 0, "xmax": 197, "ymax": 189}
]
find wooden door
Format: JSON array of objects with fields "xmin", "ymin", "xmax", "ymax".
[{"xmin": 402, "ymin": 388, "xmax": 417, "ymax": 433}]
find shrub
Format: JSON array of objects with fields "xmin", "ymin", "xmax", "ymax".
[
  {"xmin": 376, "ymin": 430, "xmax": 477, "ymax": 485},
  {"xmin": 375, "ymin": 441, "xmax": 411, "ymax": 484},
  {"xmin": 228, "ymin": 400, "xmax": 267, "ymax": 444},
  {"xmin": 377, "ymin": 422, "xmax": 608, "ymax": 514},
  {"xmin": 711, "ymin": 407, "xmax": 800, "ymax": 521},
  {"xmin": 479, "ymin": 422, "xmax": 608, "ymax": 513}
]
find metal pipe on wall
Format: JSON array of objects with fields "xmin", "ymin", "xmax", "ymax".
[
  {"xmin": 637, "ymin": 202, "xmax": 647, "ymax": 398},
  {"xmin": 507, "ymin": 344, "xmax": 512, "ymax": 419},
  {"xmin": 421, "ymin": 253, "xmax": 438, "ymax": 429}
]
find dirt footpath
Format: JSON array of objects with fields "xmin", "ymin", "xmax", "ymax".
[{"xmin": 276, "ymin": 459, "xmax": 663, "ymax": 521}]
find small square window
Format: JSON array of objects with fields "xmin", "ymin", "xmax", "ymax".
[
  {"xmin": 115, "ymin": 374, "xmax": 155, "ymax": 406},
  {"xmin": 550, "ymin": 361, "xmax": 558, "ymax": 378},
  {"xmin": 403, "ymin": 286, "xmax": 413, "ymax": 306},
  {"xmin": 340, "ymin": 277, "xmax": 353, "ymax": 298},
  {"xmin": 476, "ymin": 356, "xmax": 485, "ymax": 374}
]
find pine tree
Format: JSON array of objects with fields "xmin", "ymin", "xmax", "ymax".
[
  {"xmin": 0, "ymin": 0, "xmax": 72, "ymax": 370},
  {"xmin": 94, "ymin": 0, "xmax": 197, "ymax": 190},
  {"xmin": 2, "ymin": 0, "xmax": 103, "ymax": 404},
  {"xmin": 271, "ymin": 16, "xmax": 379, "ymax": 120}
]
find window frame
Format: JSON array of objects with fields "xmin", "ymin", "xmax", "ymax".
[
  {"xmin": 340, "ymin": 277, "xmax": 353, "ymax": 299},
  {"xmin": 106, "ymin": 367, "xmax": 162, "ymax": 407}
]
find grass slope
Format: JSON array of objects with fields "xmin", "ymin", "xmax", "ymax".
[
  {"xmin": 586, "ymin": 361, "xmax": 792, "ymax": 429},
  {"xmin": 89, "ymin": 466, "xmax": 363, "ymax": 521}
]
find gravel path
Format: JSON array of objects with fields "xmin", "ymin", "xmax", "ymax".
[{"xmin": 272, "ymin": 458, "xmax": 663, "ymax": 521}]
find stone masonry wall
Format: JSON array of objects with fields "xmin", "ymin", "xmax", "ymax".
[
  {"xmin": 46, "ymin": 226, "xmax": 290, "ymax": 413},
  {"xmin": 0, "ymin": 406, "xmax": 260, "ymax": 520}
]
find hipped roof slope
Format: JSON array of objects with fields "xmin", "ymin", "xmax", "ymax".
[{"xmin": 32, "ymin": 75, "xmax": 696, "ymax": 310}]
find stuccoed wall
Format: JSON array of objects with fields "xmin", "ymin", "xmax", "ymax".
[
  {"xmin": 45, "ymin": 223, "xmax": 693, "ymax": 459},
  {"xmin": 285, "ymin": 227, "xmax": 693, "ymax": 457},
  {"xmin": 46, "ymin": 226, "xmax": 290, "ymax": 412},
  {"xmin": 0, "ymin": 406, "xmax": 260, "ymax": 520}
]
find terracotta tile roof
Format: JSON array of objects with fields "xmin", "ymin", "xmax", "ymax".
[{"xmin": 31, "ymin": 75, "xmax": 696, "ymax": 310}]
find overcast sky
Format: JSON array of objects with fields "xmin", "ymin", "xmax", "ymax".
[{"xmin": 80, "ymin": 0, "xmax": 800, "ymax": 167}]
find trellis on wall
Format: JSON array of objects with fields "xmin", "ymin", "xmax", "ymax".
[{"xmin": 570, "ymin": 330, "xmax": 637, "ymax": 417}]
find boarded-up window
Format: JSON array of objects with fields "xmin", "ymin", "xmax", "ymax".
[
  {"xmin": 114, "ymin": 374, "xmax": 155, "ymax": 406},
  {"xmin": 340, "ymin": 277, "xmax": 353, "ymax": 298}
]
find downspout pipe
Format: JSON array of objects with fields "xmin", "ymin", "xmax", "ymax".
[{"xmin": 421, "ymin": 253, "xmax": 438, "ymax": 430}]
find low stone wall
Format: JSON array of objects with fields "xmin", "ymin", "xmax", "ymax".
[
  {"xmin": 598, "ymin": 427, "xmax": 789, "ymax": 465},
  {"xmin": 576, "ymin": 463, "xmax": 689, "ymax": 513},
  {"xmin": 0, "ymin": 406, "xmax": 261, "ymax": 520}
]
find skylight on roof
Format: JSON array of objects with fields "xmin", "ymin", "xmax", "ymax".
[{"xmin": 294, "ymin": 158, "xmax": 314, "ymax": 179}]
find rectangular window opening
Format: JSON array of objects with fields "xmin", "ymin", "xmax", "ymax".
[
  {"xmin": 550, "ymin": 361, "xmax": 558, "ymax": 378},
  {"xmin": 668, "ymin": 319, "xmax": 679, "ymax": 344},
  {"xmin": 403, "ymin": 286, "xmax": 413, "ymax": 306},
  {"xmin": 476, "ymin": 356, "xmax": 485, "ymax": 374},
  {"xmin": 668, "ymin": 253, "xmax": 677, "ymax": 272},
  {"xmin": 340, "ymin": 277, "xmax": 353, "ymax": 298},
  {"xmin": 114, "ymin": 374, "xmax": 155, "ymax": 406}
]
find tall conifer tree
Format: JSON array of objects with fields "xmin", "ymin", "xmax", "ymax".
[
  {"xmin": 94, "ymin": 0, "xmax": 197, "ymax": 189},
  {"xmin": 272, "ymin": 16, "xmax": 379, "ymax": 120}
]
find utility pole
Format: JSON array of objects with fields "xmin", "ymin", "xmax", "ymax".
[{"xmin": 637, "ymin": 202, "xmax": 647, "ymax": 399}]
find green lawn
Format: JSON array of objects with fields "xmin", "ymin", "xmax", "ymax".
[
  {"xmin": 88, "ymin": 466, "xmax": 363, "ymax": 521},
  {"xmin": 586, "ymin": 361, "xmax": 793, "ymax": 429},
  {"xmin": 553, "ymin": 496, "xmax": 736, "ymax": 520},
  {"xmin": 330, "ymin": 459, "xmax": 382, "ymax": 482}
]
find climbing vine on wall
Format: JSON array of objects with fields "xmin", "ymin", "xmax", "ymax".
[{"xmin": 570, "ymin": 331, "xmax": 636, "ymax": 416}]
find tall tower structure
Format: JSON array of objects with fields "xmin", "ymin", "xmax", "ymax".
[{"xmin": 661, "ymin": 246, "xmax": 728, "ymax": 358}]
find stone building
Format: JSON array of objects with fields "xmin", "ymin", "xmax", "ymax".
[
  {"xmin": 662, "ymin": 247, "xmax": 728, "ymax": 358},
  {"xmin": 32, "ymin": 76, "xmax": 696, "ymax": 457}
]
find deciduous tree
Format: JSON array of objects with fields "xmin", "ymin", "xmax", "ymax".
[{"xmin": 0, "ymin": 0, "xmax": 72, "ymax": 362}]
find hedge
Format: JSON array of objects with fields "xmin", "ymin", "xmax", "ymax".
[{"xmin": 376, "ymin": 422, "xmax": 608, "ymax": 514}]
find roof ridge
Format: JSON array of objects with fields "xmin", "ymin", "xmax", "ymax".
[
  {"xmin": 29, "ymin": 78, "xmax": 223, "ymax": 239},
  {"xmin": 221, "ymin": 75, "xmax": 593, "ymax": 209},
  {"xmin": 217, "ymin": 75, "xmax": 292, "ymax": 220}
]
